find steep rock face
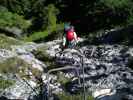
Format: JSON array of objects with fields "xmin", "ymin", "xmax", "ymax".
[{"xmin": 44, "ymin": 40, "xmax": 133, "ymax": 100}]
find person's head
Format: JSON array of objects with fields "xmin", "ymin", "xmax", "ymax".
[
  {"xmin": 69, "ymin": 26, "xmax": 75, "ymax": 32},
  {"xmin": 64, "ymin": 22, "xmax": 71, "ymax": 31}
]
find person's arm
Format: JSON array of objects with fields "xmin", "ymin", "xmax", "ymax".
[
  {"xmin": 73, "ymin": 32, "xmax": 78, "ymax": 41},
  {"xmin": 63, "ymin": 36, "xmax": 66, "ymax": 47}
]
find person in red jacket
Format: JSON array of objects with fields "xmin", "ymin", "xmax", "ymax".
[{"xmin": 62, "ymin": 23, "xmax": 78, "ymax": 49}]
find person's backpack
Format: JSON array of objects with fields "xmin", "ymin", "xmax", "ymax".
[{"xmin": 66, "ymin": 31, "xmax": 74, "ymax": 41}]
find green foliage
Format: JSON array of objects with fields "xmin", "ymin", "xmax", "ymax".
[
  {"xmin": 57, "ymin": 93, "xmax": 94, "ymax": 100},
  {"xmin": 100, "ymin": 0, "xmax": 133, "ymax": 25},
  {"xmin": 0, "ymin": 0, "xmax": 38, "ymax": 15},
  {"xmin": 0, "ymin": 10, "xmax": 31, "ymax": 30},
  {"xmin": 24, "ymin": 31, "xmax": 49, "ymax": 41},
  {"xmin": 46, "ymin": 4, "xmax": 59, "ymax": 31},
  {"xmin": 0, "ymin": 34, "xmax": 23, "ymax": 49},
  {"xmin": 1, "ymin": 0, "xmax": 133, "ymax": 42},
  {"xmin": 0, "ymin": 0, "xmax": 59, "ymax": 31},
  {"xmin": 0, "ymin": 0, "xmax": 47, "ymax": 31},
  {"xmin": 127, "ymin": 13, "xmax": 133, "ymax": 25},
  {"xmin": 24, "ymin": 4, "xmax": 63, "ymax": 42},
  {"xmin": 100, "ymin": 0, "xmax": 132, "ymax": 9},
  {"xmin": 0, "ymin": 78, "xmax": 15, "ymax": 89},
  {"xmin": 24, "ymin": 23, "xmax": 64, "ymax": 42},
  {"xmin": 0, "ymin": 0, "xmax": 21, "ymax": 12}
]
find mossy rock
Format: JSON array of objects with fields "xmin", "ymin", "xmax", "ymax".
[
  {"xmin": 34, "ymin": 45, "xmax": 58, "ymax": 70},
  {"xmin": 33, "ymin": 45, "xmax": 49, "ymax": 61},
  {"xmin": 0, "ymin": 34, "xmax": 23, "ymax": 50},
  {"xmin": 0, "ymin": 57, "xmax": 29, "ymax": 74},
  {"xmin": 0, "ymin": 57, "xmax": 42, "ymax": 80}
]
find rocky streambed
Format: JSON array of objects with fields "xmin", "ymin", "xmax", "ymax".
[
  {"xmin": 0, "ymin": 37, "xmax": 133, "ymax": 100},
  {"xmin": 45, "ymin": 41, "xmax": 133, "ymax": 100}
]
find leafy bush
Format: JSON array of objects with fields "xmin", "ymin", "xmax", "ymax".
[
  {"xmin": 100, "ymin": 0, "xmax": 133, "ymax": 25},
  {"xmin": 127, "ymin": 13, "xmax": 133, "ymax": 25},
  {"xmin": 24, "ymin": 31, "xmax": 49, "ymax": 41},
  {"xmin": 0, "ymin": 10, "xmax": 31, "ymax": 30},
  {"xmin": 24, "ymin": 4, "xmax": 64, "ymax": 42},
  {"xmin": 46, "ymin": 4, "xmax": 59, "ymax": 31},
  {"xmin": 100, "ymin": 0, "xmax": 132, "ymax": 9}
]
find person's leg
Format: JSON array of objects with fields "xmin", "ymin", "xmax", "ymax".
[
  {"xmin": 67, "ymin": 40, "xmax": 76, "ymax": 49},
  {"xmin": 62, "ymin": 37, "xmax": 66, "ymax": 47}
]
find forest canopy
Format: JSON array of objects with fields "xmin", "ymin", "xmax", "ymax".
[{"xmin": 0, "ymin": 0, "xmax": 133, "ymax": 42}]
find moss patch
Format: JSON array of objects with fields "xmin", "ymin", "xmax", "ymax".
[
  {"xmin": 57, "ymin": 92, "xmax": 94, "ymax": 100},
  {"xmin": 0, "ymin": 34, "xmax": 23, "ymax": 49},
  {"xmin": 0, "ymin": 78, "xmax": 15, "ymax": 89}
]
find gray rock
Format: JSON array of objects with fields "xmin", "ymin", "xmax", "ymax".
[
  {"xmin": 2, "ymin": 38, "xmax": 133, "ymax": 100},
  {"xmin": 0, "ymin": 49, "xmax": 16, "ymax": 62},
  {"xmin": 3, "ymin": 78, "xmax": 37, "ymax": 100},
  {"xmin": 44, "ymin": 40, "xmax": 133, "ymax": 99}
]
